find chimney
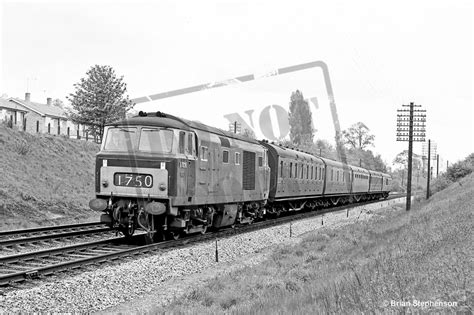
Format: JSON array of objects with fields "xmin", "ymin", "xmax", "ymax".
[
  {"xmin": 25, "ymin": 92, "xmax": 31, "ymax": 102},
  {"xmin": 47, "ymin": 97, "xmax": 52, "ymax": 106}
]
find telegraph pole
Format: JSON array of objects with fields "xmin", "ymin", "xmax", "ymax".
[
  {"xmin": 397, "ymin": 102, "xmax": 426, "ymax": 211},
  {"xmin": 436, "ymin": 154, "xmax": 439, "ymax": 177},
  {"xmin": 426, "ymin": 140, "xmax": 431, "ymax": 199},
  {"xmin": 422, "ymin": 140, "xmax": 436, "ymax": 199}
]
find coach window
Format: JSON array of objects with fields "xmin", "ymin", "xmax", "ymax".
[
  {"xmin": 200, "ymin": 146, "xmax": 208, "ymax": 161},
  {"xmin": 301, "ymin": 165, "xmax": 304, "ymax": 179},
  {"xmin": 222, "ymin": 150, "xmax": 229, "ymax": 163},
  {"xmin": 280, "ymin": 161, "xmax": 284, "ymax": 178},
  {"xmin": 235, "ymin": 152, "xmax": 241, "ymax": 165},
  {"xmin": 289, "ymin": 162, "xmax": 293, "ymax": 178}
]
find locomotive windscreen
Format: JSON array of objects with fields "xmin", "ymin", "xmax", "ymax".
[{"xmin": 103, "ymin": 127, "xmax": 137, "ymax": 151}]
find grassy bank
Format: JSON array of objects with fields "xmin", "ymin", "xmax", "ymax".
[
  {"xmin": 0, "ymin": 124, "xmax": 100, "ymax": 230},
  {"xmin": 157, "ymin": 174, "xmax": 473, "ymax": 313}
]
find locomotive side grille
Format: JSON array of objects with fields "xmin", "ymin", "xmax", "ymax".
[{"xmin": 242, "ymin": 151, "xmax": 256, "ymax": 190}]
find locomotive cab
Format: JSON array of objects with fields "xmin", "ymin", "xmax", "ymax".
[{"xmin": 89, "ymin": 116, "xmax": 200, "ymax": 241}]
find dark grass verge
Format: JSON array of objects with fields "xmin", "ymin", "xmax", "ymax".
[
  {"xmin": 153, "ymin": 174, "xmax": 473, "ymax": 314},
  {"xmin": 0, "ymin": 124, "xmax": 100, "ymax": 230}
]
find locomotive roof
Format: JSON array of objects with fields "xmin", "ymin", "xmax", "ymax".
[{"xmin": 110, "ymin": 111, "xmax": 260, "ymax": 145}]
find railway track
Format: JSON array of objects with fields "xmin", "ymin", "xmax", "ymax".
[
  {"xmin": 0, "ymin": 222, "xmax": 112, "ymax": 248},
  {"xmin": 0, "ymin": 195, "xmax": 406, "ymax": 287}
]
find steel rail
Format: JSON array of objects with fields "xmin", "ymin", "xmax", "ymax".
[
  {"xmin": 0, "ymin": 226, "xmax": 113, "ymax": 247},
  {"xmin": 0, "ymin": 195, "xmax": 406, "ymax": 287},
  {"xmin": 0, "ymin": 222, "xmax": 105, "ymax": 237}
]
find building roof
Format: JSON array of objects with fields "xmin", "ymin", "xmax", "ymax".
[
  {"xmin": 0, "ymin": 98, "xmax": 28, "ymax": 112},
  {"xmin": 10, "ymin": 98, "xmax": 67, "ymax": 119}
]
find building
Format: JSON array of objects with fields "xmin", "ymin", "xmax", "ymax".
[
  {"xmin": 0, "ymin": 97, "xmax": 28, "ymax": 130},
  {"xmin": 1, "ymin": 93, "xmax": 87, "ymax": 139}
]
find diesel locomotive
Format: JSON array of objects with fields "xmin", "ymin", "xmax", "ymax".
[{"xmin": 89, "ymin": 111, "xmax": 392, "ymax": 241}]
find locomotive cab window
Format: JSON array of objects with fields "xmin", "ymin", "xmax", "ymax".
[
  {"xmin": 139, "ymin": 128, "xmax": 174, "ymax": 153},
  {"xmin": 258, "ymin": 156, "xmax": 263, "ymax": 167},
  {"xmin": 103, "ymin": 127, "xmax": 137, "ymax": 152},
  {"xmin": 178, "ymin": 131, "xmax": 185, "ymax": 154},
  {"xmin": 200, "ymin": 146, "xmax": 208, "ymax": 161},
  {"xmin": 187, "ymin": 133, "xmax": 196, "ymax": 156},
  {"xmin": 235, "ymin": 152, "xmax": 241, "ymax": 165},
  {"xmin": 222, "ymin": 150, "xmax": 229, "ymax": 163}
]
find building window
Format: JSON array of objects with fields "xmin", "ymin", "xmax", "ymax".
[
  {"xmin": 222, "ymin": 150, "xmax": 229, "ymax": 163},
  {"xmin": 235, "ymin": 152, "xmax": 241, "ymax": 165},
  {"xmin": 200, "ymin": 146, "xmax": 208, "ymax": 161}
]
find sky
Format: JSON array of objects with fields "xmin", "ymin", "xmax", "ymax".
[{"xmin": 1, "ymin": 0, "xmax": 472, "ymax": 169}]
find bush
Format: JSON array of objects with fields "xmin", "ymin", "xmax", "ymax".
[
  {"xmin": 431, "ymin": 175, "xmax": 453, "ymax": 194},
  {"xmin": 446, "ymin": 153, "xmax": 474, "ymax": 182},
  {"xmin": 13, "ymin": 139, "xmax": 29, "ymax": 155}
]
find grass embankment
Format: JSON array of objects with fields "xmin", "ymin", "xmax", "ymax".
[
  {"xmin": 0, "ymin": 124, "xmax": 100, "ymax": 230},
  {"xmin": 158, "ymin": 174, "xmax": 473, "ymax": 313}
]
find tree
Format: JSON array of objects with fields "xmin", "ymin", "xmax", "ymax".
[
  {"xmin": 393, "ymin": 150, "xmax": 422, "ymax": 170},
  {"xmin": 67, "ymin": 65, "xmax": 133, "ymax": 142},
  {"xmin": 342, "ymin": 122, "xmax": 375, "ymax": 150},
  {"xmin": 52, "ymin": 99, "xmax": 65, "ymax": 109},
  {"xmin": 288, "ymin": 90, "xmax": 314, "ymax": 145},
  {"xmin": 242, "ymin": 128, "xmax": 256, "ymax": 139}
]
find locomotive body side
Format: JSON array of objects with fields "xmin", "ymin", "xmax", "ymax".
[{"xmin": 90, "ymin": 112, "xmax": 270, "ymax": 240}]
